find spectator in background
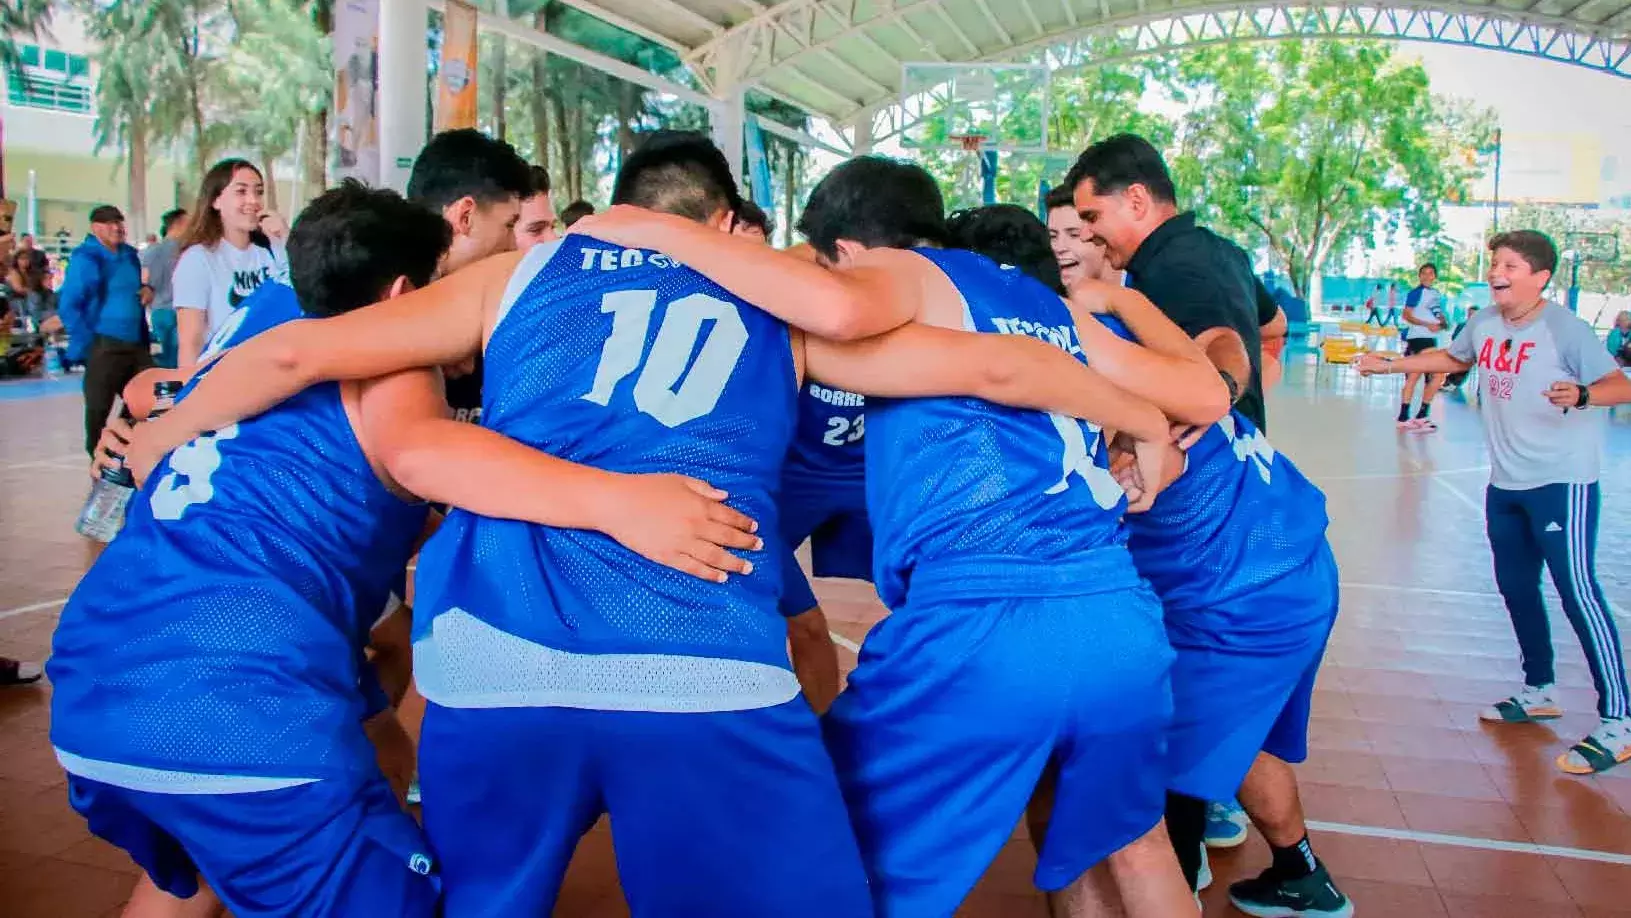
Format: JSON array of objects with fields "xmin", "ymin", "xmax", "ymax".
[
  {"xmin": 173, "ymin": 159, "xmax": 288, "ymax": 367},
  {"xmin": 7, "ymin": 248, "xmax": 57, "ymax": 330},
  {"xmin": 1607, "ymin": 311, "xmax": 1631, "ymax": 367},
  {"xmin": 513, "ymin": 164, "xmax": 560, "ymax": 252},
  {"xmin": 139, "ymin": 208, "xmax": 189, "ymax": 368},
  {"xmin": 1397, "ymin": 263, "xmax": 1448, "ymax": 431},
  {"xmin": 560, "ymin": 199, "xmax": 596, "ymax": 228},
  {"xmin": 57, "ymin": 205, "xmax": 152, "ymax": 454}
]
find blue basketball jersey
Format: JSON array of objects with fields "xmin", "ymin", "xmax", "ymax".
[
  {"xmin": 1087, "ymin": 314, "xmax": 1333, "ymax": 640},
  {"xmin": 784, "ymin": 381, "xmax": 865, "ymax": 485},
  {"xmin": 50, "ymin": 327, "xmax": 428, "ymax": 784},
  {"xmin": 410, "ymin": 235, "xmax": 800, "ymax": 712},
  {"xmin": 195, "ymin": 281, "xmax": 304, "ymax": 367},
  {"xmin": 866, "ymin": 248, "xmax": 1128, "ymax": 608},
  {"xmin": 1123, "ymin": 411, "xmax": 1330, "ymax": 628}
]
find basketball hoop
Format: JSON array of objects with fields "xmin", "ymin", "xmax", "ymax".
[{"xmin": 953, "ymin": 133, "xmax": 988, "ymax": 153}]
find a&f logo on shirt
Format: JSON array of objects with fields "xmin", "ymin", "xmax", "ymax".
[{"xmin": 1476, "ymin": 337, "xmax": 1535, "ymax": 402}]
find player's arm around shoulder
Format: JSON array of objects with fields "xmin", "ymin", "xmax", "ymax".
[
  {"xmin": 353, "ymin": 367, "xmax": 763, "ymax": 584},
  {"xmin": 128, "ymin": 257, "xmax": 511, "ymax": 483},
  {"xmin": 572, "ymin": 206, "xmax": 915, "ymax": 340},
  {"xmin": 1068, "ymin": 282, "xmax": 1230, "ymax": 427}
]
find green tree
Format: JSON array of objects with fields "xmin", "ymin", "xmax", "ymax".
[
  {"xmin": 1501, "ymin": 203, "xmax": 1631, "ymax": 296},
  {"xmin": 1168, "ymin": 40, "xmax": 1493, "ymax": 313},
  {"xmin": 216, "ymin": 0, "xmax": 330, "ymax": 212}
]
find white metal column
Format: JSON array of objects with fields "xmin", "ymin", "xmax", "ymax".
[
  {"xmin": 378, "ymin": 0, "xmax": 430, "ymax": 193},
  {"xmin": 712, "ymin": 87, "xmax": 747, "ymax": 184}
]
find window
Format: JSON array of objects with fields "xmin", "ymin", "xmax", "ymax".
[{"xmin": 7, "ymin": 43, "xmax": 93, "ymax": 114}]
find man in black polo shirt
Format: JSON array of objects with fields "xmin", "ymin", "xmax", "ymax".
[{"xmin": 1066, "ymin": 134, "xmax": 1285, "ymax": 431}]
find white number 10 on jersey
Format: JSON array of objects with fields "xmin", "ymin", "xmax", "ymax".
[{"xmin": 583, "ymin": 290, "xmax": 749, "ymax": 427}]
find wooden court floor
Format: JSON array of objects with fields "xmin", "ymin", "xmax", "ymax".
[{"xmin": 1, "ymin": 356, "xmax": 1629, "ymax": 917}]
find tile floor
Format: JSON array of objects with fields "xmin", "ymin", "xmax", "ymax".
[{"xmin": 2, "ymin": 356, "xmax": 1630, "ymax": 916}]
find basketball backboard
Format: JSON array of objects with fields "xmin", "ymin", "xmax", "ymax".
[{"xmin": 899, "ymin": 62, "xmax": 1049, "ymax": 154}]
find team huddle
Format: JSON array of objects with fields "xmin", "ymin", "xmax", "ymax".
[{"xmin": 48, "ymin": 131, "xmax": 1355, "ymax": 918}]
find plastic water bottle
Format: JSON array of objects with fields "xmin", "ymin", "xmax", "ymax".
[
  {"xmin": 75, "ymin": 396, "xmax": 135, "ymax": 542},
  {"xmin": 42, "ymin": 346, "xmax": 62, "ymax": 379},
  {"xmin": 73, "ymin": 381, "xmax": 182, "ymax": 543}
]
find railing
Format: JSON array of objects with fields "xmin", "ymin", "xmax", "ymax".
[{"xmin": 5, "ymin": 77, "xmax": 93, "ymax": 114}]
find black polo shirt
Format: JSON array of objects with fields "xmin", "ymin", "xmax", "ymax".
[{"xmin": 1125, "ymin": 212, "xmax": 1278, "ymax": 431}]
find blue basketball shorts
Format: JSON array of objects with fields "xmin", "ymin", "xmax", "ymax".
[
  {"xmin": 67, "ymin": 772, "xmax": 437, "ymax": 917},
  {"xmin": 778, "ymin": 476, "xmax": 872, "ymax": 617},
  {"xmin": 1163, "ymin": 546, "xmax": 1340, "ymax": 801},
  {"xmin": 418, "ymin": 698, "xmax": 873, "ymax": 917},
  {"xmin": 823, "ymin": 551, "xmax": 1175, "ymax": 915}
]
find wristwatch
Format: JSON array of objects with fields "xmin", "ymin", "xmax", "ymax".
[
  {"xmin": 1575, "ymin": 384, "xmax": 1591, "ymax": 409},
  {"xmin": 1219, "ymin": 369, "xmax": 1242, "ymax": 403}
]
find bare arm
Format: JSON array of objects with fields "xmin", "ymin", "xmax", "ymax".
[
  {"xmin": 570, "ymin": 206, "xmax": 916, "ymax": 340},
  {"xmin": 356, "ymin": 368, "xmax": 762, "ymax": 583},
  {"xmin": 175, "ymin": 308, "xmax": 209, "ymax": 368},
  {"xmin": 806, "ymin": 324, "xmax": 1170, "ymax": 444},
  {"xmin": 1355, "ymin": 349, "xmax": 1471, "ymax": 377},
  {"xmin": 1065, "ymin": 282, "xmax": 1231, "ymax": 426},
  {"xmin": 128, "ymin": 255, "xmax": 513, "ymax": 482},
  {"xmin": 1545, "ymin": 368, "xmax": 1631, "ymax": 409}
]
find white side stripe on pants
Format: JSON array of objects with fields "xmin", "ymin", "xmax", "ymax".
[{"xmin": 1568, "ymin": 484, "xmax": 1628, "ymax": 720}]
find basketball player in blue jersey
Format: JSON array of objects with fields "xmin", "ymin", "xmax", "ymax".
[
  {"xmin": 54, "ymin": 181, "xmax": 763, "ymax": 918},
  {"xmin": 129, "ymin": 135, "xmax": 1183, "ymax": 917},
  {"xmin": 1074, "ymin": 287, "xmax": 1351, "ymax": 917}
]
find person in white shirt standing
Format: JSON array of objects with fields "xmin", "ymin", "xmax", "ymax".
[
  {"xmin": 1358, "ymin": 230, "xmax": 1631, "ymax": 775},
  {"xmin": 1397, "ymin": 262, "xmax": 1448, "ymax": 431},
  {"xmin": 172, "ymin": 158, "xmax": 289, "ymax": 367}
]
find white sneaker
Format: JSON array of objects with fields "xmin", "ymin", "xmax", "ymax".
[
  {"xmin": 1558, "ymin": 718, "xmax": 1631, "ymax": 775},
  {"xmin": 1480, "ymin": 684, "xmax": 1562, "ymax": 723}
]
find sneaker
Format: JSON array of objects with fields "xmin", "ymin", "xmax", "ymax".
[
  {"xmin": 1408, "ymin": 418, "xmax": 1438, "ymax": 433},
  {"xmin": 1395, "ymin": 417, "xmax": 1415, "ymax": 429},
  {"xmin": 1204, "ymin": 800, "xmax": 1250, "ymax": 849},
  {"xmin": 1479, "ymin": 684, "xmax": 1563, "ymax": 723},
  {"xmin": 1557, "ymin": 718, "xmax": 1631, "ymax": 775},
  {"xmin": 1229, "ymin": 861, "xmax": 1353, "ymax": 918}
]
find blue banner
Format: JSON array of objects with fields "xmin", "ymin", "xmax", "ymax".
[{"xmin": 745, "ymin": 117, "xmax": 776, "ymax": 213}]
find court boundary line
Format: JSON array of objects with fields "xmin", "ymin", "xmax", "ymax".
[
  {"xmin": 1, "ymin": 453, "xmax": 86, "ymax": 473},
  {"xmin": 1307, "ymin": 819, "xmax": 1631, "ymax": 866},
  {"xmin": 0, "ymin": 598, "xmax": 66, "ymax": 622},
  {"xmin": 1316, "ymin": 465, "xmax": 1490, "ymax": 482}
]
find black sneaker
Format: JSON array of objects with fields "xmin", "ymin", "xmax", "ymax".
[{"xmin": 1228, "ymin": 861, "xmax": 1353, "ymax": 917}]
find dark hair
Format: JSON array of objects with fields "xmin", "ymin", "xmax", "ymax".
[
  {"xmin": 796, "ymin": 156, "xmax": 949, "ymax": 259},
  {"xmin": 735, "ymin": 200, "xmax": 772, "ymax": 236},
  {"xmin": 180, "ymin": 159, "xmax": 265, "ymax": 253},
  {"xmin": 286, "ymin": 180, "xmax": 452, "ymax": 318},
  {"xmin": 1488, "ymin": 230, "xmax": 1558, "ymax": 278},
  {"xmin": 1418, "ymin": 262, "xmax": 1439, "ymax": 274},
  {"xmin": 405, "ymin": 128, "xmax": 533, "ymax": 212},
  {"xmin": 611, "ymin": 130, "xmax": 743, "ymax": 224},
  {"xmin": 159, "ymin": 208, "xmax": 188, "ymax": 236},
  {"xmin": 947, "ymin": 204, "xmax": 1064, "ymax": 295},
  {"xmin": 1043, "ymin": 185, "xmax": 1075, "ymax": 212},
  {"xmin": 526, "ymin": 165, "xmax": 551, "ymax": 198},
  {"xmin": 1065, "ymin": 133, "xmax": 1177, "ymax": 205},
  {"xmin": 88, "ymin": 204, "xmax": 125, "ymax": 225},
  {"xmin": 561, "ymin": 200, "xmax": 596, "ymax": 227}
]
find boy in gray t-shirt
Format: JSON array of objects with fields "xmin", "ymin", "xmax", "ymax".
[{"xmin": 1358, "ymin": 229, "xmax": 1631, "ymax": 775}]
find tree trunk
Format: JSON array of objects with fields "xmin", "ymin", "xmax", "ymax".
[
  {"xmin": 262, "ymin": 152, "xmax": 280, "ymax": 213},
  {"xmin": 615, "ymin": 81, "xmax": 639, "ymax": 157},
  {"xmin": 492, "ymin": 38, "xmax": 508, "ymax": 142},
  {"xmin": 304, "ymin": 109, "xmax": 328, "ymax": 197},
  {"xmin": 781, "ymin": 145, "xmax": 798, "ymax": 248},
  {"xmin": 530, "ymin": 10, "xmax": 549, "ymax": 174},
  {"xmin": 127, "ymin": 117, "xmax": 150, "ymax": 239},
  {"xmin": 568, "ymin": 92, "xmax": 584, "ymax": 201},
  {"xmin": 550, "ymin": 92, "xmax": 572, "ymax": 199}
]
